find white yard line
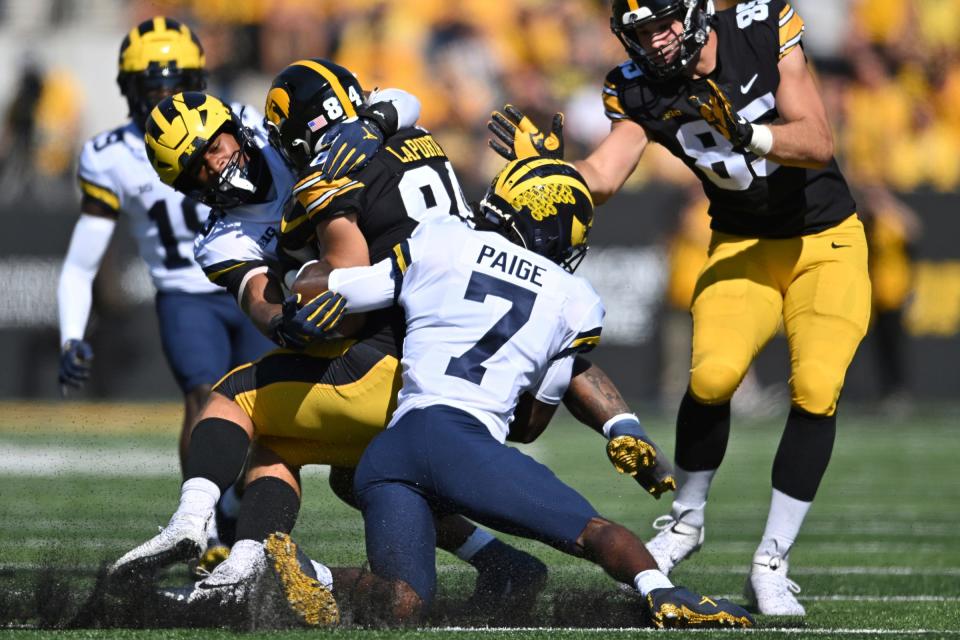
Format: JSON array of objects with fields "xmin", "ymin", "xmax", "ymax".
[
  {"xmin": 421, "ymin": 628, "xmax": 960, "ymax": 635},
  {"xmin": 434, "ymin": 564, "xmax": 960, "ymax": 578},
  {"xmin": 0, "ymin": 443, "xmax": 329, "ymax": 477}
]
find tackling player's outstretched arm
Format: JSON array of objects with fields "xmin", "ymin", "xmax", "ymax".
[
  {"xmin": 573, "ymin": 119, "xmax": 649, "ymax": 205},
  {"xmin": 764, "ymin": 46, "xmax": 834, "ymax": 168}
]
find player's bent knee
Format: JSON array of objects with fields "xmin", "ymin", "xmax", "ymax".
[
  {"xmin": 791, "ymin": 362, "xmax": 842, "ymax": 416},
  {"xmin": 689, "ymin": 360, "xmax": 744, "ymax": 404}
]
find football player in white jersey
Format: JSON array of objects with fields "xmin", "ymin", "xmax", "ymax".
[
  {"xmin": 295, "ymin": 158, "xmax": 753, "ymax": 629},
  {"xmin": 112, "ymin": 81, "xmax": 548, "ymax": 625},
  {"xmin": 56, "ymin": 17, "xmax": 273, "ymax": 480}
]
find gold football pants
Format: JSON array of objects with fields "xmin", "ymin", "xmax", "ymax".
[
  {"xmin": 213, "ymin": 339, "xmax": 401, "ymax": 467},
  {"xmin": 689, "ymin": 215, "xmax": 871, "ymax": 416}
]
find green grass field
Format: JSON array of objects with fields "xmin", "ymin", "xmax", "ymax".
[{"xmin": 1, "ymin": 403, "xmax": 959, "ymax": 639}]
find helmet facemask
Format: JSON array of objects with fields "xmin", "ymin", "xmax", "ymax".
[
  {"xmin": 179, "ymin": 120, "xmax": 266, "ymax": 209},
  {"xmin": 612, "ymin": 0, "xmax": 714, "ymax": 80}
]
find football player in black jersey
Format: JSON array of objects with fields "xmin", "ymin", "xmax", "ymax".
[{"xmin": 489, "ymin": 0, "xmax": 871, "ymax": 617}]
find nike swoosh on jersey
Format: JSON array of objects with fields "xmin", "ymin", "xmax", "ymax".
[{"xmin": 740, "ymin": 74, "xmax": 759, "ymax": 94}]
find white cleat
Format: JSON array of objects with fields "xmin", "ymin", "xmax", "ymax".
[
  {"xmin": 164, "ymin": 540, "xmax": 266, "ymax": 609},
  {"xmin": 645, "ymin": 514, "xmax": 704, "ymax": 575},
  {"xmin": 110, "ymin": 511, "xmax": 210, "ymax": 578},
  {"xmin": 744, "ymin": 553, "xmax": 805, "ymax": 616}
]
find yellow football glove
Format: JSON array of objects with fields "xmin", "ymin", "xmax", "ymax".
[
  {"xmin": 606, "ymin": 435, "xmax": 677, "ymax": 499},
  {"xmin": 487, "ymin": 104, "xmax": 564, "ymax": 161},
  {"xmin": 687, "ymin": 79, "xmax": 754, "ymax": 150}
]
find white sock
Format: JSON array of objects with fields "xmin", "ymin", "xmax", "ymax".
[
  {"xmin": 178, "ymin": 477, "xmax": 220, "ymax": 519},
  {"xmin": 634, "ymin": 569, "xmax": 673, "ymax": 596},
  {"xmin": 669, "ymin": 467, "xmax": 716, "ymax": 528},
  {"xmin": 454, "ymin": 528, "xmax": 495, "ymax": 562},
  {"xmin": 218, "ymin": 483, "xmax": 242, "ymax": 519},
  {"xmin": 756, "ymin": 488, "xmax": 811, "ymax": 559}
]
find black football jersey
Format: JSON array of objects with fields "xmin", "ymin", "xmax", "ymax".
[
  {"xmin": 603, "ymin": 0, "xmax": 856, "ymax": 238},
  {"xmin": 280, "ymin": 127, "xmax": 472, "ymax": 355}
]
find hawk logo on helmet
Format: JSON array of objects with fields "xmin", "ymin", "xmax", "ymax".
[{"xmin": 264, "ymin": 58, "xmax": 365, "ymax": 171}]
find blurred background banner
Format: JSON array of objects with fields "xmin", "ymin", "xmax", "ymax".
[{"xmin": 0, "ymin": 0, "xmax": 958, "ymax": 407}]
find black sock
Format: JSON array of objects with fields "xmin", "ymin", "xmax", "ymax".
[
  {"xmin": 184, "ymin": 418, "xmax": 250, "ymax": 492},
  {"xmin": 675, "ymin": 389, "xmax": 730, "ymax": 471},
  {"xmin": 234, "ymin": 476, "xmax": 300, "ymax": 542},
  {"xmin": 772, "ymin": 407, "xmax": 837, "ymax": 502}
]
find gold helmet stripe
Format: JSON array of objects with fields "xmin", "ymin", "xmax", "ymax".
[
  {"xmin": 292, "ymin": 59, "xmax": 358, "ymax": 119},
  {"xmin": 627, "ymin": 0, "xmax": 641, "ymax": 12}
]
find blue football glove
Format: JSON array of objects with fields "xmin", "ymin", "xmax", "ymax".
[
  {"xmin": 59, "ymin": 339, "xmax": 94, "ymax": 393},
  {"xmin": 270, "ymin": 291, "xmax": 347, "ymax": 349},
  {"xmin": 314, "ymin": 117, "xmax": 385, "ymax": 180}
]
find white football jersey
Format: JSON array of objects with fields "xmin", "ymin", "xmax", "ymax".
[
  {"xmin": 77, "ymin": 103, "xmax": 263, "ymax": 294},
  {"xmin": 356, "ymin": 221, "xmax": 604, "ymax": 442},
  {"xmin": 193, "ymin": 122, "xmax": 296, "ymax": 302}
]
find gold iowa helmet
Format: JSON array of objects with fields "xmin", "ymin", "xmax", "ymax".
[
  {"xmin": 478, "ymin": 158, "xmax": 594, "ymax": 273},
  {"xmin": 264, "ymin": 58, "xmax": 365, "ymax": 170},
  {"xmin": 117, "ymin": 16, "xmax": 206, "ymax": 129},
  {"xmin": 145, "ymin": 92, "xmax": 263, "ymax": 208}
]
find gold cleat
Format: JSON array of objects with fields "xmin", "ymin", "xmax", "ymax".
[
  {"xmin": 606, "ymin": 435, "xmax": 657, "ymax": 475},
  {"xmin": 647, "ymin": 587, "xmax": 754, "ymax": 629},
  {"xmin": 263, "ymin": 532, "xmax": 340, "ymax": 627}
]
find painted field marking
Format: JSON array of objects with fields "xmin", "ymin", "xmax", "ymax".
[{"xmin": 421, "ymin": 628, "xmax": 960, "ymax": 635}]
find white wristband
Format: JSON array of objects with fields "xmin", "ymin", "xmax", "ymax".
[
  {"xmin": 747, "ymin": 123, "xmax": 774, "ymax": 156},
  {"xmin": 601, "ymin": 412, "xmax": 640, "ymax": 439}
]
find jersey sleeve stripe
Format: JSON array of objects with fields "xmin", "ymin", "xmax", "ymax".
[
  {"xmin": 778, "ymin": 6, "xmax": 805, "ymax": 58},
  {"xmin": 603, "ymin": 93, "xmax": 626, "ymax": 116},
  {"xmin": 78, "ymin": 178, "xmax": 120, "ymax": 211},
  {"xmin": 605, "ymin": 111, "xmax": 630, "ymax": 121},
  {"xmin": 391, "ymin": 241, "xmax": 412, "ymax": 275},
  {"xmin": 551, "ymin": 327, "xmax": 602, "ymax": 360},
  {"xmin": 304, "ymin": 181, "xmax": 364, "ymax": 216},
  {"xmin": 202, "ymin": 259, "xmax": 250, "ymax": 282},
  {"xmin": 389, "ymin": 241, "xmax": 411, "ymax": 302}
]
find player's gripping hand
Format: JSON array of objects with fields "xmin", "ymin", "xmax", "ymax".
[
  {"xmin": 59, "ymin": 339, "xmax": 93, "ymax": 394},
  {"xmin": 314, "ymin": 117, "xmax": 384, "ymax": 180},
  {"xmin": 687, "ymin": 79, "xmax": 753, "ymax": 150},
  {"xmin": 607, "ymin": 435, "xmax": 677, "ymax": 499},
  {"xmin": 488, "ymin": 105, "xmax": 564, "ymax": 161},
  {"xmin": 270, "ymin": 291, "xmax": 346, "ymax": 349}
]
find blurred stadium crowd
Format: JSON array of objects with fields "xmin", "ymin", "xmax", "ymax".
[
  {"xmin": 0, "ymin": 0, "xmax": 957, "ymax": 405},
  {"xmin": 2, "ymin": 0, "xmax": 960, "ymax": 195}
]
